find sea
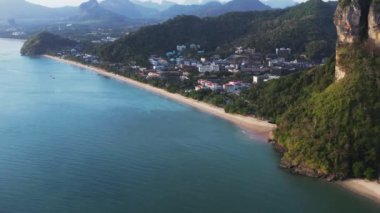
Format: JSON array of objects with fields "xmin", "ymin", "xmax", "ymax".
[{"xmin": 0, "ymin": 38, "xmax": 379, "ymax": 213}]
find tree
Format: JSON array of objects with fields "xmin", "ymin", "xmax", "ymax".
[
  {"xmin": 352, "ymin": 161, "xmax": 365, "ymax": 178},
  {"xmin": 364, "ymin": 168, "xmax": 376, "ymax": 180}
]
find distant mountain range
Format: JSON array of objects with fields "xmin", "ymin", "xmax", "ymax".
[
  {"xmin": 100, "ymin": 0, "xmax": 272, "ymax": 19},
  {"xmin": 0, "ymin": 0, "xmax": 76, "ymax": 21},
  {"xmin": 0, "ymin": 0, "xmax": 275, "ymax": 24},
  {"xmin": 263, "ymin": 0, "xmax": 298, "ymax": 9},
  {"xmin": 132, "ymin": 0, "xmax": 175, "ymax": 12},
  {"xmin": 160, "ymin": 1, "xmax": 224, "ymax": 18},
  {"xmin": 100, "ymin": 0, "xmax": 160, "ymax": 19},
  {"xmin": 153, "ymin": 0, "xmax": 271, "ymax": 18}
]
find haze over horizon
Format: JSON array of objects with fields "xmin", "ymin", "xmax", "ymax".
[{"xmin": 26, "ymin": 0, "xmax": 307, "ymax": 8}]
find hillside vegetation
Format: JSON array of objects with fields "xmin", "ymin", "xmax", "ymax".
[
  {"xmin": 234, "ymin": 58, "xmax": 336, "ymax": 121},
  {"xmin": 21, "ymin": 32, "xmax": 77, "ymax": 56},
  {"xmin": 241, "ymin": 46, "xmax": 379, "ymax": 180},
  {"xmin": 277, "ymin": 47, "xmax": 380, "ymax": 179},
  {"xmin": 96, "ymin": 0, "xmax": 337, "ymax": 65}
]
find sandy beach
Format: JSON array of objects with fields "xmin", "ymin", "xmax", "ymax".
[
  {"xmin": 44, "ymin": 55, "xmax": 276, "ymax": 139},
  {"xmin": 339, "ymin": 179, "xmax": 380, "ymax": 203}
]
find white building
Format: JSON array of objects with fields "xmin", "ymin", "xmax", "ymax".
[
  {"xmin": 276, "ymin": 48, "xmax": 292, "ymax": 55},
  {"xmin": 147, "ymin": 72, "xmax": 160, "ymax": 79},
  {"xmin": 235, "ymin": 47, "xmax": 244, "ymax": 54},
  {"xmin": 176, "ymin": 45, "xmax": 186, "ymax": 52},
  {"xmin": 253, "ymin": 75, "xmax": 267, "ymax": 84},
  {"xmin": 197, "ymin": 63, "xmax": 220, "ymax": 73},
  {"xmin": 223, "ymin": 81, "xmax": 250, "ymax": 93},
  {"xmin": 190, "ymin": 44, "xmax": 200, "ymax": 49},
  {"xmin": 268, "ymin": 58, "xmax": 285, "ymax": 67},
  {"xmin": 227, "ymin": 64, "xmax": 240, "ymax": 73},
  {"xmin": 197, "ymin": 79, "xmax": 222, "ymax": 91},
  {"xmin": 266, "ymin": 75, "xmax": 281, "ymax": 81}
]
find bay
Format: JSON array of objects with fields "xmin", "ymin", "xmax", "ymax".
[{"xmin": 0, "ymin": 38, "xmax": 379, "ymax": 213}]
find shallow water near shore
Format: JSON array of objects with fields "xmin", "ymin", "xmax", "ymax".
[{"xmin": 0, "ymin": 38, "xmax": 380, "ymax": 213}]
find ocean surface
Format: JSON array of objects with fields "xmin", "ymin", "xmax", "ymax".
[{"xmin": 0, "ymin": 38, "xmax": 379, "ymax": 213}]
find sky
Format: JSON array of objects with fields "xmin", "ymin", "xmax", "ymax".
[{"xmin": 26, "ymin": 0, "xmax": 306, "ymax": 8}]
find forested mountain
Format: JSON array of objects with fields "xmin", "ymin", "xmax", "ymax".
[
  {"xmin": 21, "ymin": 32, "xmax": 77, "ymax": 56},
  {"xmin": 276, "ymin": 48, "xmax": 380, "ymax": 180},
  {"xmin": 160, "ymin": 0, "xmax": 271, "ymax": 18},
  {"xmin": 97, "ymin": 0, "xmax": 336, "ymax": 65},
  {"xmin": 233, "ymin": 0, "xmax": 380, "ymax": 180}
]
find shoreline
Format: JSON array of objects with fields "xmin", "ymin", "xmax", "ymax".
[
  {"xmin": 339, "ymin": 179, "xmax": 380, "ymax": 204},
  {"xmin": 43, "ymin": 55, "xmax": 277, "ymax": 139}
]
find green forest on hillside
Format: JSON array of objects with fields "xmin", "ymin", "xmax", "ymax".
[
  {"xmin": 96, "ymin": 0, "xmax": 336, "ymax": 66},
  {"xmin": 225, "ymin": 59, "xmax": 336, "ymax": 120},
  {"xmin": 243, "ymin": 47, "xmax": 380, "ymax": 179},
  {"xmin": 21, "ymin": 32, "xmax": 77, "ymax": 56}
]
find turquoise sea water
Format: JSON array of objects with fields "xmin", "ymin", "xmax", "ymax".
[{"xmin": 0, "ymin": 38, "xmax": 379, "ymax": 213}]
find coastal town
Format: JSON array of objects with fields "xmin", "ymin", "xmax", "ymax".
[{"xmin": 56, "ymin": 43, "xmax": 320, "ymax": 96}]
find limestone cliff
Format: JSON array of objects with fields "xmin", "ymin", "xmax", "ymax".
[
  {"xmin": 334, "ymin": 0, "xmax": 378, "ymax": 80},
  {"xmin": 334, "ymin": 0, "xmax": 363, "ymax": 44},
  {"xmin": 368, "ymin": 1, "xmax": 380, "ymax": 52}
]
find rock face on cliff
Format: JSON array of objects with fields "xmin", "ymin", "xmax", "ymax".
[
  {"xmin": 368, "ymin": 1, "xmax": 380, "ymax": 52},
  {"xmin": 334, "ymin": 0, "xmax": 380, "ymax": 80},
  {"xmin": 334, "ymin": 0, "xmax": 363, "ymax": 44},
  {"xmin": 78, "ymin": 0, "xmax": 125, "ymax": 23}
]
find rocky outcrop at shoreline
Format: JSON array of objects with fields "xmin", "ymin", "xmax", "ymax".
[{"xmin": 269, "ymin": 140, "xmax": 339, "ymax": 181}]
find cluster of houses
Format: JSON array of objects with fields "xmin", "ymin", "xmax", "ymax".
[
  {"xmin": 57, "ymin": 48, "xmax": 101, "ymax": 65},
  {"xmin": 2, "ymin": 27, "xmax": 26, "ymax": 38},
  {"xmin": 151, "ymin": 45, "xmax": 314, "ymax": 75},
  {"xmin": 195, "ymin": 79, "xmax": 251, "ymax": 94},
  {"xmin": 91, "ymin": 36, "xmax": 118, "ymax": 44},
  {"xmin": 54, "ymin": 43, "xmax": 318, "ymax": 95},
  {"xmin": 146, "ymin": 45, "xmax": 318, "ymax": 93}
]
